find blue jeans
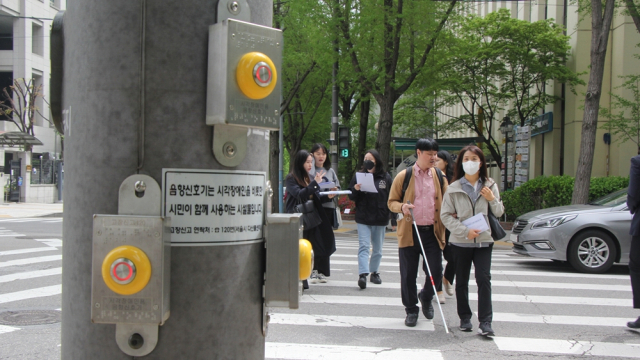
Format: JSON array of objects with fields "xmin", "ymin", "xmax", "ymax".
[{"xmin": 357, "ymin": 224, "xmax": 385, "ymax": 275}]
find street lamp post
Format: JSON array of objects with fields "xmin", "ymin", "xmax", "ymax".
[{"xmin": 500, "ymin": 116, "xmax": 514, "ymax": 192}]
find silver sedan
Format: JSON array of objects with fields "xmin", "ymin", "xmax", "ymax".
[{"xmin": 511, "ymin": 188, "xmax": 631, "ymax": 273}]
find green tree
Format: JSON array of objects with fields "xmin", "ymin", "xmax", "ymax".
[
  {"xmin": 572, "ymin": 0, "xmax": 616, "ymax": 204},
  {"xmin": 436, "ymin": 9, "xmax": 580, "ymax": 168},
  {"xmin": 600, "ymin": 74, "xmax": 640, "ymax": 154},
  {"xmin": 334, "ymin": 0, "xmax": 459, "ymax": 167}
]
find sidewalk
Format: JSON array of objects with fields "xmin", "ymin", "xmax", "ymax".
[
  {"xmin": 0, "ymin": 202, "xmax": 64, "ymax": 218},
  {"xmin": 335, "ymin": 220, "xmax": 513, "ymax": 249}
]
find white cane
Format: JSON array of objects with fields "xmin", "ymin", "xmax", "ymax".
[{"xmin": 407, "ymin": 201, "xmax": 449, "ymax": 333}]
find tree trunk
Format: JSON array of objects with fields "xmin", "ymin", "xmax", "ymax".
[
  {"xmin": 572, "ymin": 0, "xmax": 615, "ymax": 204},
  {"xmin": 269, "ymin": 131, "xmax": 280, "ymax": 213},
  {"xmin": 356, "ymin": 98, "xmax": 370, "ymax": 173},
  {"xmin": 375, "ymin": 93, "xmax": 395, "ymax": 169}
]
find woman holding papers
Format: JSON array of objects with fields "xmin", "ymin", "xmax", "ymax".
[
  {"xmin": 440, "ymin": 145, "xmax": 504, "ymax": 337},
  {"xmin": 310, "ymin": 143, "xmax": 341, "ymax": 234},
  {"xmin": 348, "ymin": 150, "xmax": 393, "ymax": 289},
  {"xmin": 285, "ymin": 150, "xmax": 337, "ymax": 287}
]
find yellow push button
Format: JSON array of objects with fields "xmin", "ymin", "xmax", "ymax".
[
  {"xmin": 299, "ymin": 239, "xmax": 314, "ymax": 280},
  {"xmin": 102, "ymin": 245, "xmax": 152, "ymax": 295},
  {"xmin": 236, "ymin": 52, "xmax": 277, "ymax": 100}
]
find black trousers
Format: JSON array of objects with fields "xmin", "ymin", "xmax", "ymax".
[
  {"xmin": 399, "ymin": 226, "xmax": 442, "ymax": 314},
  {"xmin": 437, "ymin": 230, "xmax": 455, "ymax": 291},
  {"xmin": 452, "ymin": 244, "xmax": 493, "ymax": 323},
  {"xmin": 314, "ymin": 255, "xmax": 331, "ymax": 277},
  {"xmin": 630, "ymin": 235, "xmax": 640, "ymax": 308}
]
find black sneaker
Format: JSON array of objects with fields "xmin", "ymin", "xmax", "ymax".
[
  {"xmin": 405, "ymin": 313, "xmax": 418, "ymax": 327},
  {"xmin": 358, "ymin": 274, "xmax": 367, "ymax": 289},
  {"xmin": 628, "ymin": 316, "xmax": 640, "ymax": 329},
  {"xmin": 370, "ymin": 272, "xmax": 382, "ymax": 284},
  {"xmin": 459, "ymin": 319, "xmax": 472, "ymax": 332},
  {"xmin": 478, "ymin": 322, "xmax": 494, "ymax": 336},
  {"xmin": 418, "ymin": 290, "xmax": 434, "ymax": 320}
]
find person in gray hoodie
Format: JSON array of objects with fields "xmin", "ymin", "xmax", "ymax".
[{"xmin": 441, "ymin": 145, "xmax": 504, "ymax": 337}]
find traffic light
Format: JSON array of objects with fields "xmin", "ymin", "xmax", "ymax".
[{"xmin": 338, "ymin": 126, "xmax": 350, "ymax": 159}]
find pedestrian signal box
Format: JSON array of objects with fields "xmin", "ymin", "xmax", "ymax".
[
  {"xmin": 338, "ymin": 126, "xmax": 350, "ymax": 159},
  {"xmin": 206, "ymin": 19, "xmax": 283, "ymax": 130}
]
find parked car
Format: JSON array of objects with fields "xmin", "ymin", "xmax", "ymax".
[{"xmin": 511, "ymin": 188, "xmax": 631, "ymax": 273}]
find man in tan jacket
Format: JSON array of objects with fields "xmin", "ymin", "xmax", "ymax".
[{"xmin": 388, "ymin": 138, "xmax": 447, "ymax": 327}]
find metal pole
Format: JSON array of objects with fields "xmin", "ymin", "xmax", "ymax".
[
  {"xmin": 61, "ymin": 1, "xmax": 271, "ymax": 358},
  {"xmin": 504, "ymin": 133, "xmax": 508, "ymax": 191},
  {"xmin": 279, "ymin": 105, "xmax": 284, "ymax": 213},
  {"xmin": 331, "ymin": 61, "xmax": 339, "ymax": 176}
]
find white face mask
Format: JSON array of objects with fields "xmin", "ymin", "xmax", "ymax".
[{"xmin": 462, "ymin": 161, "xmax": 481, "ymax": 175}]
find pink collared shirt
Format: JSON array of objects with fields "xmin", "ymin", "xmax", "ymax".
[{"xmin": 412, "ymin": 164, "xmax": 435, "ymax": 226}]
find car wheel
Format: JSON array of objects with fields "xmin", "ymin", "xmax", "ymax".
[{"xmin": 567, "ymin": 230, "xmax": 617, "ymax": 274}]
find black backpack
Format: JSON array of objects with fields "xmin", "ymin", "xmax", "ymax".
[{"xmin": 400, "ymin": 165, "xmax": 445, "ymax": 203}]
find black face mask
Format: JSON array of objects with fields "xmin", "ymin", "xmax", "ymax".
[{"xmin": 363, "ymin": 160, "xmax": 375, "ymax": 170}]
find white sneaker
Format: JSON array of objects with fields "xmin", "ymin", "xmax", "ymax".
[
  {"xmin": 310, "ymin": 270, "xmax": 319, "ymax": 284},
  {"xmin": 437, "ymin": 291, "xmax": 446, "ymax": 304},
  {"xmin": 443, "ymin": 278, "xmax": 454, "ymax": 296},
  {"xmin": 317, "ymin": 273, "xmax": 328, "ymax": 283}
]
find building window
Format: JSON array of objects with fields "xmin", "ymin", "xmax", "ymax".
[{"xmin": 32, "ymin": 23, "xmax": 44, "ymax": 56}]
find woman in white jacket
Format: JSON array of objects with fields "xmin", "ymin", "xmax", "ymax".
[{"xmin": 440, "ymin": 145, "xmax": 504, "ymax": 337}]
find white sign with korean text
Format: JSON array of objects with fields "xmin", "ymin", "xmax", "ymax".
[{"xmin": 162, "ymin": 169, "xmax": 265, "ymax": 244}]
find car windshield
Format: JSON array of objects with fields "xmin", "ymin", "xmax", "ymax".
[{"xmin": 588, "ymin": 188, "xmax": 628, "ymax": 207}]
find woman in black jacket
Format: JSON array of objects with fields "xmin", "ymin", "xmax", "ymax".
[
  {"xmin": 348, "ymin": 149, "xmax": 392, "ymax": 289},
  {"xmin": 285, "ymin": 150, "xmax": 336, "ymax": 285}
]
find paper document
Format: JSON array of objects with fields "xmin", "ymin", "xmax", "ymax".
[
  {"xmin": 355, "ymin": 173, "xmax": 378, "ymax": 193},
  {"xmin": 318, "ymin": 181, "xmax": 336, "ymax": 189},
  {"xmin": 461, "ymin": 213, "xmax": 490, "ymax": 233},
  {"xmin": 319, "ymin": 190, "xmax": 352, "ymax": 196}
]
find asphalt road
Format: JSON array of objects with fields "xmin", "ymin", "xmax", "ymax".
[{"xmin": 1, "ymin": 219, "xmax": 639, "ymax": 359}]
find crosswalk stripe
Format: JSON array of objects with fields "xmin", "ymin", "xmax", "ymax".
[
  {"xmin": 301, "ymin": 293, "xmax": 630, "ymax": 307},
  {"xmin": 269, "ymin": 313, "xmax": 434, "ymax": 331},
  {"xmin": 0, "ymin": 247, "xmax": 58, "ymax": 257},
  {"xmin": 310, "ymin": 279, "xmax": 631, "ymax": 292},
  {"xmin": 0, "ymin": 255, "xmax": 62, "ymax": 268},
  {"xmin": 0, "ymin": 325, "xmax": 19, "ymax": 335},
  {"xmin": 35, "ymin": 239, "xmax": 63, "ymax": 247},
  {"xmin": 0, "ymin": 285, "xmax": 62, "ymax": 304},
  {"xmin": 492, "ymin": 269, "xmax": 630, "ymax": 280},
  {"xmin": 492, "ymin": 336, "xmax": 640, "ymax": 358},
  {"xmin": 0, "ymin": 268, "xmax": 62, "ymax": 283},
  {"xmin": 265, "ymin": 342, "xmax": 443, "ymax": 360},
  {"xmin": 488, "ymin": 312, "xmax": 630, "ymax": 327},
  {"xmin": 0, "ymin": 234, "xmax": 25, "ymax": 237}
]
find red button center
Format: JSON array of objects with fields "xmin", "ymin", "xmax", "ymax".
[{"xmin": 112, "ymin": 261, "xmax": 134, "ymax": 282}]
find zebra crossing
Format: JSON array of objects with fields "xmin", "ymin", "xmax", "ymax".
[
  {"xmin": 0, "ymin": 218, "xmax": 62, "ymax": 223},
  {"xmin": 265, "ymin": 236, "xmax": 640, "ymax": 359},
  {"xmin": 1, "ymin": 232, "xmax": 639, "ymax": 358}
]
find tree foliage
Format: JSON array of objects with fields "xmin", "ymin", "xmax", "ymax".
[
  {"xmin": 436, "ymin": 9, "xmax": 581, "ymax": 167},
  {"xmin": 600, "ymin": 74, "xmax": 640, "ymax": 154}
]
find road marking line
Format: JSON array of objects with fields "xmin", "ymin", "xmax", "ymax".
[
  {"xmin": 310, "ymin": 279, "xmax": 630, "ymax": 291},
  {"xmin": 0, "ymin": 268, "xmax": 62, "ymax": 283},
  {"xmin": 265, "ymin": 342, "xmax": 443, "ymax": 360},
  {"xmin": 0, "ymin": 285, "xmax": 61, "ymax": 304},
  {"xmin": 0, "ymin": 247, "xmax": 57, "ymax": 257},
  {"xmin": 269, "ymin": 313, "xmax": 434, "ymax": 331},
  {"xmin": 487, "ymin": 312, "xmax": 631, "ymax": 327},
  {"xmin": 0, "ymin": 234, "xmax": 25, "ymax": 237},
  {"xmin": 493, "ymin": 336, "xmax": 640, "ymax": 358},
  {"xmin": 0, "ymin": 255, "xmax": 62, "ymax": 268},
  {"xmin": 0, "ymin": 325, "xmax": 19, "ymax": 335},
  {"xmin": 35, "ymin": 239, "xmax": 63, "ymax": 247},
  {"xmin": 301, "ymin": 293, "xmax": 631, "ymax": 307},
  {"xmin": 492, "ymin": 269, "xmax": 630, "ymax": 280}
]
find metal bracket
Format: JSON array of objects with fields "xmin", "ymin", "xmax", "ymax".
[
  {"xmin": 262, "ymin": 302, "xmax": 270, "ymax": 336},
  {"xmin": 212, "ymin": 124, "xmax": 248, "ymax": 167},
  {"xmin": 217, "ymin": 0, "xmax": 250, "ymax": 23},
  {"xmin": 114, "ymin": 174, "xmax": 164, "ymax": 357},
  {"xmin": 115, "ymin": 323, "xmax": 158, "ymax": 357}
]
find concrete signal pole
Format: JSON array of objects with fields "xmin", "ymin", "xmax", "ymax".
[{"xmin": 59, "ymin": 1, "xmax": 275, "ymax": 358}]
